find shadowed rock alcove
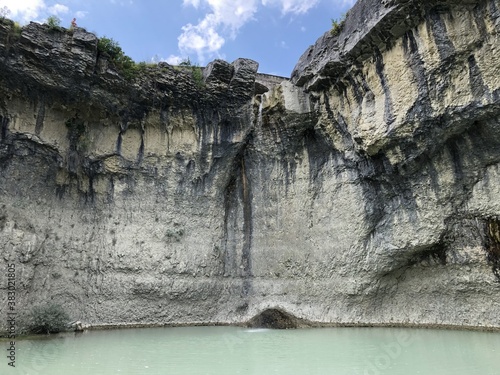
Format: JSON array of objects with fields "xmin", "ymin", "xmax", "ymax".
[
  {"xmin": 247, "ymin": 309, "xmax": 302, "ymax": 329},
  {"xmin": 486, "ymin": 219, "xmax": 500, "ymax": 281}
]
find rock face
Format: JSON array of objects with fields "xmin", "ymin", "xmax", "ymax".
[{"xmin": 1, "ymin": 0, "xmax": 500, "ymax": 332}]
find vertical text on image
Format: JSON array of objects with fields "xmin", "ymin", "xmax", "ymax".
[{"xmin": 6, "ymin": 263, "xmax": 16, "ymax": 368}]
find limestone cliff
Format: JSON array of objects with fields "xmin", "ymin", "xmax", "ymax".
[{"xmin": 1, "ymin": 0, "xmax": 500, "ymax": 332}]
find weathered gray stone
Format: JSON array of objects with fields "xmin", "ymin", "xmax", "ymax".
[
  {"xmin": 1, "ymin": 0, "xmax": 500, "ymax": 334},
  {"xmin": 203, "ymin": 59, "xmax": 234, "ymax": 85}
]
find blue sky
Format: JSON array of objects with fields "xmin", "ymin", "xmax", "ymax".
[{"xmin": 1, "ymin": 0, "xmax": 355, "ymax": 76}]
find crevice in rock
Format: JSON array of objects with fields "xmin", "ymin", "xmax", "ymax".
[
  {"xmin": 489, "ymin": 1, "xmax": 500, "ymax": 32},
  {"xmin": 409, "ymin": 243, "xmax": 447, "ymax": 267},
  {"xmin": 240, "ymin": 148, "xmax": 253, "ymax": 294},
  {"xmin": 35, "ymin": 99, "xmax": 46, "ymax": 136},
  {"xmin": 0, "ymin": 115, "xmax": 8, "ymax": 140},
  {"xmin": 447, "ymin": 138, "xmax": 465, "ymax": 184},
  {"xmin": 485, "ymin": 219, "xmax": 500, "ymax": 282},
  {"xmin": 222, "ymin": 135, "xmax": 253, "ymax": 295},
  {"xmin": 0, "ymin": 205, "xmax": 6, "ymax": 231},
  {"xmin": 85, "ymin": 172, "xmax": 96, "ymax": 204},
  {"xmin": 116, "ymin": 132, "xmax": 122, "ymax": 154},
  {"xmin": 345, "ymin": 72, "xmax": 364, "ymax": 107},
  {"xmin": 137, "ymin": 125, "xmax": 145, "ymax": 164},
  {"xmin": 322, "ymin": 92, "xmax": 355, "ymax": 151},
  {"xmin": 426, "ymin": 6, "xmax": 455, "ymax": 63},
  {"xmin": 55, "ymin": 183, "xmax": 66, "ymax": 199},
  {"xmin": 473, "ymin": 2, "xmax": 489, "ymax": 43},
  {"xmin": 373, "ymin": 47, "xmax": 395, "ymax": 126},
  {"xmin": 402, "ymin": 30, "xmax": 432, "ymax": 123},
  {"xmin": 303, "ymin": 127, "xmax": 331, "ymax": 185},
  {"xmin": 468, "ymin": 55, "xmax": 491, "ymax": 102},
  {"xmin": 222, "ymin": 168, "xmax": 237, "ymax": 276},
  {"xmin": 65, "ymin": 114, "xmax": 88, "ymax": 182},
  {"xmin": 106, "ymin": 177, "xmax": 115, "ymax": 204}
]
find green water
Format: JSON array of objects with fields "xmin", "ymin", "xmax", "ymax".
[{"xmin": 2, "ymin": 326, "xmax": 500, "ymax": 375}]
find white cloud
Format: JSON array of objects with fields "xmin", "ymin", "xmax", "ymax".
[
  {"xmin": 75, "ymin": 10, "xmax": 88, "ymax": 19},
  {"xmin": 151, "ymin": 54, "xmax": 200, "ymax": 66},
  {"xmin": 178, "ymin": 15, "xmax": 225, "ymax": 61},
  {"xmin": 0, "ymin": 0, "xmax": 46, "ymax": 22},
  {"xmin": 48, "ymin": 4, "xmax": 69, "ymax": 15},
  {"xmin": 163, "ymin": 55, "xmax": 185, "ymax": 65},
  {"xmin": 110, "ymin": 0, "xmax": 133, "ymax": 5},
  {"xmin": 261, "ymin": 0, "xmax": 320, "ymax": 14},
  {"xmin": 179, "ymin": 0, "xmax": 259, "ymax": 63},
  {"xmin": 207, "ymin": 0, "xmax": 258, "ymax": 31},
  {"xmin": 177, "ymin": 0, "xmax": 328, "ymax": 62},
  {"xmin": 183, "ymin": 0, "xmax": 200, "ymax": 7}
]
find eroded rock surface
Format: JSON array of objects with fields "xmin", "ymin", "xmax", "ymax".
[{"xmin": 1, "ymin": 0, "xmax": 500, "ymax": 332}]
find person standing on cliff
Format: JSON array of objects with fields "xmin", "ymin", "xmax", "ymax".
[{"xmin": 71, "ymin": 18, "xmax": 77, "ymax": 28}]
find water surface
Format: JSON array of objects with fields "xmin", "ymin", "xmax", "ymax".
[{"xmin": 3, "ymin": 326, "xmax": 500, "ymax": 375}]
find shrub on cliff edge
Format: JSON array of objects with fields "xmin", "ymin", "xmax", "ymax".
[
  {"xmin": 331, "ymin": 14, "xmax": 346, "ymax": 36},
  {"xmin": 177, "ymin": 58, "xmax": 205, "ymax": 87},
  {"xmin": 97, "ymin": 36, "xmax": 138, "ymax": 80},
  {"xmin": 46, "ymin": 15, "xmax": 61, "ymax": 30},
  {"xmin": 97, "ymin": 37, "xmax": 122, "ymax": 59}
]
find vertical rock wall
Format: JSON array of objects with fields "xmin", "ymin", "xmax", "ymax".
[{"xmin": 1, "ymin": 0, "xmax": 500, "ymax": 332}]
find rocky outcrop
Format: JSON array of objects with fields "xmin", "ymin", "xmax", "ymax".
[{"xmin": 1, "ymin": 0, "xmax": 500, "ymax": 333}]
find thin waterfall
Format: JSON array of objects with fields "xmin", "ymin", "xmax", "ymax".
[{"xmin": 255, "ymin": 94, "xmax": 265, "ymax": 149}]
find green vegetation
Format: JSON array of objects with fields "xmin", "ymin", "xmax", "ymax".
[
  {"xmin": 97, "ymin": 37, "xmax": 122, "ymax": 60},
  {"xmin": 178, "ymin": 57, "xmax": 205, "ymax": 87},
  {"xmin": 97, "ymin": 37, "xmax": 162, "ymax": 80},
  {"xmin": 27, "ymin": 303, "xmax": 70, "ymax": 334},
  {"xmin": 97, "ymin": 36, "xmax": 142, "ymax": 80},
  {"xmin": 97, "ymin": 37, "xmax": 174, "ymax": 81},
  {"xmin": 331, "ymin": 14, "xmax": 346, "ymax": 37},
  {"xmin": 65, "ymin": 116, "xmax": 90, "ymax": 152},
  {"xmin": 12, "ymin": 21, "xmax": 22, "ymax": 36},
  {"xmin": 192, "ymin": 65, "xmax": 204, "ymax": 87},
  {"xmin": 46, "ymin": 15, "xmax": 61, "ymax": 30},
  {"xmin": 135, "ymin": 61, "xmax": 157, "ymax": 73},
  {"xmin": 0, "ymin": 15, "xmax": 24, "ymax": 42}
]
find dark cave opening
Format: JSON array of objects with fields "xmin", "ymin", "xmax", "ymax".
[
  {"xmin": 486, "ymin": 219, "xmax": 500, "ymax": 282},
  {"xmin": 247, "ymin": 308, "xmax": 299, "ymax": 329}
]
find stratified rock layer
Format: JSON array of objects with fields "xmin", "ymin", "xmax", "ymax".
[{"xmin": 1, "ymin": 0, "xmax": 500, "ymax": 332}]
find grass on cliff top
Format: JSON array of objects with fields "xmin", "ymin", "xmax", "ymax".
[
  {"xmin": 0, "ymin": 12, "xmax": 203, "ymax": 85},
  {"xmin": 97, "ymin": 37, "xmax": 204, "ymax": 85},
  {"xmin": 1, "ymin": 9, "xmax": 155, "ymax": 82},
  {"xmin": 0, "ymin": 16, "xmax": 23, "ymax": 38},
  {"xmin": 97, "ymin": 36, "xmax": 139, "ymax": 80},
  {"xmin": 330, "ymin": 13, "xmax": 347, "ymax": 36}
]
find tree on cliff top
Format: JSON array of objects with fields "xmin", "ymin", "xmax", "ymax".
[
  {"xmin": 97, "ymin": 36, "xmax": 136, "ymax": 79},
  {"xmin": 46, "ymin": 15, "xmax": 61, "ymax": 30}
]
